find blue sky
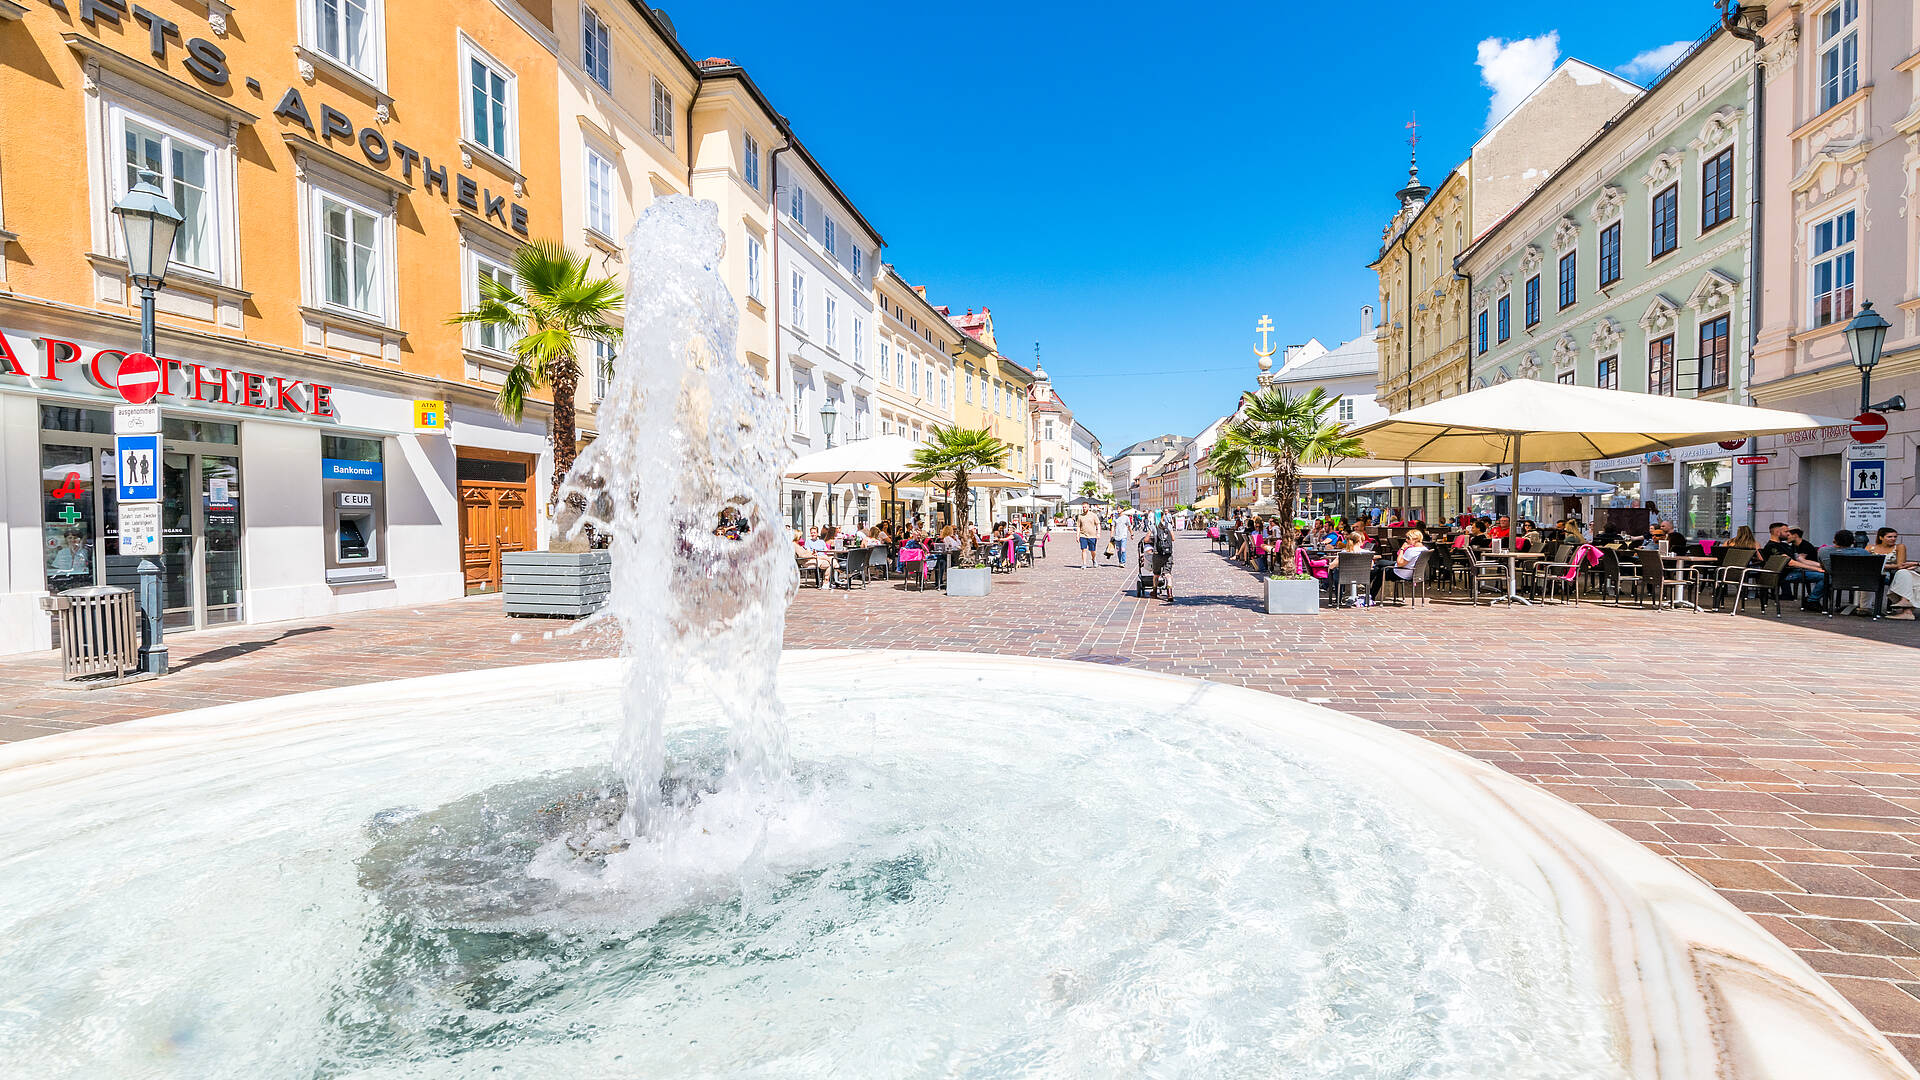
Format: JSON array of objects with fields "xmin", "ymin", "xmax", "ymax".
[{"xmin": 666, "ymin": 1, "xmax": 1720, "ymax": 450}]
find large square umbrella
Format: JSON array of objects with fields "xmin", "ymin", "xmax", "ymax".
[
  {"xmin": 1348, "ymin": 380, "xmax": 1845, "ymax": 603},
  {"xmin": 785, "ymin": 436, "xmax": 923, "ymax": 521},
  {"xmin": 1464, "ymin": 470, "xmax": 1615, "ymax": 497}
]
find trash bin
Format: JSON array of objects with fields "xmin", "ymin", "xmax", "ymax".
[{"xmin": 39, "ymin": 586, "xmax": 141, "ymax": 681}]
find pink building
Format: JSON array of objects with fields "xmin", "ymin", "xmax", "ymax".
[{"xmin": 1749, "ymin": 1, "xmax": 1918, "ymax": 542}]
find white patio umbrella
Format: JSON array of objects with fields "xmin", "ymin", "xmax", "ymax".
[
  {"xmin": 1349, "ymin": 380, "xmax": 1844, "ymax": 601},
  {"xmin": 785, "ymin": 435, "xmax": 922, "ymax": 517},
  {"xmin": 1465, "ymin": 470, "xmax": 1615, "ymax": 497},
  {"xmin": 1359, "ymin": 475, "xmax": 1444, "ymax": 490}
]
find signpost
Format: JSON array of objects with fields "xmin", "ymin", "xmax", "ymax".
[
  {"xmin": 112, "ymin": 401, "xmax": 165, "ymax": 674},
  {"xmin": 1849, "ymin": 459, "xmax": 1886, "ymax": 500},
  {"xmin": 117, "ymin": 503, "xmax": 161, "ymax": 556},
  {"xmin": 115, "ymin": 352, "xmax": 163, "ymax": 405},
  {"xmin": 115, "ymin": 432, "xmax": 160, "ymax": 503},
  {"xmin": 1851, "ymin": 411, "xmax": 1888, "ymax": 445}
]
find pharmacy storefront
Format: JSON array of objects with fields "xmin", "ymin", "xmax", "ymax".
[{"xmin": 1, "ymin": 323, "xmax": 550, "ymax": 656}]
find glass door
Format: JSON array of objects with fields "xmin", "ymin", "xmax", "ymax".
[
  {"xmin": 161, "ymin": 452, "xmax": 196, "ymax": 630},
  {"xmin": 202, "ymin": 455, "xmax": 243, "ymax": 625}
]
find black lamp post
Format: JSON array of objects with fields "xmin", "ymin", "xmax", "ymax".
[
  {"xmin": 819, "ymin": 397, "xmax": 838, "ymax": 527},
  {"xmin": 1846, "ymin": 301, "xmax": 1901, "ymax": 414},
  {"xmin": 111, "ymin": 169, "xmax": 183, "ymax": 677}
]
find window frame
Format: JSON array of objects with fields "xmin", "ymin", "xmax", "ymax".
[
  {"xmin": 581, "ymin": 5, "xmax": 612, "ymax": 91},
  {"xmin": 788, "ymin": 268, "xmax": 806, "ymax": 332},
  {"xmin": 745, "ymin": 234, "xmax": 763, "ymax": 302},
  {"xmin": 1524, "ymin": 275, "xmax": 1540, "ymax": 328},
  {"xmin": 1700, "ymin": 147, "xmax": 1735, "ymax": 232},
  {"xmin": 1818, "ymin": 0, "xmax": 1860, "ymax": 113},
  {"xmin": 312, "ymin": 186, "xmax": 388, "ymax": 320},
  {"xmin": 308, "ymin": 0, "xmax": 385, "ymax": 86},
  {"xmin": 460, "ymin": 36, "xmax": 519, "ymax": 167},
  {"xmin": 1557, "ymin": 251, "xmax": 1578, "ymax": 310},
  {"xmin": 469, "ymin": 252, "xmax": 518, "ymax": 355},
  {"xmin": 1809, "ymin": 206, "xmax": 1857, "ymax": 328},
  {"xmin": 583, "ymin": 144, "xmax": 615, "ymax": 240},
  {"xmin": 1698, "ymin": 313, "xmax": 1731, "ymax": 391},
  {"xmin": 824, "ymin": 295, "xmax": 837, "ymax": 351},
  {"xmin": 788, "ymin": 179, "xmax": 805, "ymax": 226},
  {"xmin": 1598, "ymin": 221, "xmax": 1622, "ymax": 287},
  {"xmin": 1650, "ymin": 184, "xmax": 1679, "ymax": 261},
  {"xmin": 822, "ymin": 217, "xmax": 836, "ymax": 257},
  {"xmin": 650, "ymin": 76, "xmax": 675, "ymax": 150},
  {"xmin": 1647, "ymin": 334, "xmax": 1675, "ymax": 396},
  {"xmin": 112, "ymin": 107, "xmax": 222, "ymax": 279},
  {"xmin": 591, "ymin": 336, "xmax": 615, "ymax": 402},
  {"xmin": 1497, "ymin": 295, "xmax": 1511, "ymax": 343},
  {"xmin": 1597, "ymin": 354, "xmax": 1618, "ymax": 390},
  {"xmin": 743, "ymin": 132, "xmax": 761, "ymax": 191},
  {"xmin": 1476, "ymin": 310, "xmax": 1488, "ymax": 355}
]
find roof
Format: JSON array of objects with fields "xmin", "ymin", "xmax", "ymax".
[
  {"xmin": 1477, "ymin": 58, "xmax": 1644, "ymax": 147},
  {"xmin": 1271, "ymin": 329, "xmax": 1381, "ymax": 384},
  {"xmin": 1108, "ymin": 434, "xmax": 1184, "ymax": 462},
  {"xmin": 946, "ymin": 307, "xmax": 991, "ymax": 339}
]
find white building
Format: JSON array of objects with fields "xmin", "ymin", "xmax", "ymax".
[
  {"xmin": 774, "ymin": 151, "xmax": 883, "ymax": 531},
  {"xmin": 1069, "ymin": 420, "xmax": 1103, "ymax": 500},
  {"xmin": 1029, "ymin": 364, "xmax": 1076, "ymax": 506}
]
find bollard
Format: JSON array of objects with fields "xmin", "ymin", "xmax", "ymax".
[{"xmin": 136, "ymin": 558, "xmax": 168, "ymax": 676}]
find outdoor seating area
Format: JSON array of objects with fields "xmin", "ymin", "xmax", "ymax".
[{"xmin": 791, "ymin": 520, "xmax": 1047, "ymax": 594}]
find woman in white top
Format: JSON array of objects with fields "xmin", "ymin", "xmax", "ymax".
[{"xmin": 1369, "ymin": 529, "xmax": 1429, "ymax": 600}]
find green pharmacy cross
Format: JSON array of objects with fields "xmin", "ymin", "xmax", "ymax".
[{"xmin": 56, "ymin": 504, "xmax": 83, "ymax": 527}]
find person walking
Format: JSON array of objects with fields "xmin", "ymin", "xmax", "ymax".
[
  {"xmin": 1112, "ymin": 511, "xmax": 1132, "ymax": 568},
  {"xmin": 1076, "ymin": 505, "xmax": 1101, "ymax": 569}
]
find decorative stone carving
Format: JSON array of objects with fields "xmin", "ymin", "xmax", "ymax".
[
  {"xmin": 82, "ymin": 58, "xmax": 100, "ymax": 95},
  {"xmin": 460, "ymin": 148, "xmax": 474, "ymax": 169},
  {"xmin": 298, "ymin": 57, "xmax": 315, "ymax": 84},
  {"xmin": 208, "ymin": 10, "xmax": 228, "ymax": 36},
  {"xmin": 1589, "ymin": 185, "xmax": 1626, "ymax": 224},
  {"xmin": 1519, "ymin": 245, "xmax": 1544, "ymax": 275},
  {"xmin": 1588, "ymin": 318, "xmax": 1621, "ymax": 353},
  {"xmin": 1553, "ymin": 334, "xmax": 1580, "ymax": 370},
  {"xmin": 1687, "ymin": 270, "xmax": 1739, "ymax": 314},
  {"xmin": 1644, "ymin": 151, "xmax": 1684, "ymax": 189},
  {"xmin": 1474, "ymin": 375, "xmax": 1489, "ymax": 390},
  {"xmin": 1760, "ymin": 25, "xmax": 1798, "ymax": 80},
  {"xmin": 1493, "ymin": 368, "xmax": 1511, "ymax": 384},
  {"xmin": 1553, "ymin": 217, "xmax": 1581, "ymax": 254},
  {"xmin": 1494, "ymin": 271, "xmax": 1513, "ymax": 292},
  {"xmin": 375, "ymin": 103, "xmax": 390, "ymax": 124},
  {"xmin": 1694, "ymin": 106, "xmax": 1743, "ymax": 152},
  {"xmin": 1639, "ymin": 294, "xmax": 1681, "ymax": 334},
  {"xmin": 1516, "ymin": 352, "xmax": 1541, "ymax": 380},
  {"xmin": 1472, "ymin": 287, "xmax": 1491, "ymax": 311}
]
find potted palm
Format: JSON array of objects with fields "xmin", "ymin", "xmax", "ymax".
[
  {"xmin": 1219, "ymin": 387, "xmax": 1360, "ymax": 615},
  {"xmin": 911, "ymin": 425, "xmax": 1012, "ymax": 597},
  {"xmin": 450, "ymin": 240, "xmax": 622, "ymax": 616}
]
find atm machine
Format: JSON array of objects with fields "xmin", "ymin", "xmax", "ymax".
[{"xmin": 322, "ymin": 462, "xmax": 386, "ymax": 584}]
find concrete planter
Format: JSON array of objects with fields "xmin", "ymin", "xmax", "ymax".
[
  {"xmin": 503, "ymin": 550, "xmax": 611, "ymax": 618},
  {"xmin": 945, "ymin": 567, "xmax": 992, "ymax": 597},
  {"xmin": 1263, "ymin": 576, "xmax": 1320, "ymax": 615}
]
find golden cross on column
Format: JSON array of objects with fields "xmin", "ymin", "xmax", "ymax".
[{"xmin": 1254, "ymin": 314, "xmax": 1277, "ymax": 371}]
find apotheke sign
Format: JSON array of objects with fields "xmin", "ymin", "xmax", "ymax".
[{"xmin": 0, "ymin": 328, "xmax": 340, "ymax": 421}]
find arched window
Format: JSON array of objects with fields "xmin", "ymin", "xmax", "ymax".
[{"xmin": 1044, "ymin": 460, "xmax": 1055, "ymax": 481}]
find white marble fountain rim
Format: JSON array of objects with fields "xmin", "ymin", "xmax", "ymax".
[{"xmin": 0, "ymin": 649, "xmax": 1911, "ymax": 1080}]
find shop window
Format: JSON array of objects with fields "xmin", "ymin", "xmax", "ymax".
[
  {"xmin": 457, "ymin": 457, "xmax": 528, "ymax": 482},
  {"xmin": 41, "ymin": 444, "xmax": 98, "ymax": 595}
]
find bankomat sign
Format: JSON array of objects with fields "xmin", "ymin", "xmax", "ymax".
[{"xmin": 0, "ymin": 328, "xmax": 339, "ymax": 420}]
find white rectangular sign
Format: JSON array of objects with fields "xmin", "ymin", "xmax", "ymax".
[
  {"xmin": 113, "ymin": 404, "xmax": 161, "ymax": 434},
  {"xmin": 1844, "ymin": 499, "xmax": 1887, "ymax": 534},
  {"xmin": 117, "ymin": 502, "xmax": 162, "ymax": 556}
]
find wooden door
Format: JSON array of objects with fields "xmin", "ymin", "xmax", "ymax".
[{"xmin": 458, "ymin": 454, "xmax": 535, "ymax": 594}]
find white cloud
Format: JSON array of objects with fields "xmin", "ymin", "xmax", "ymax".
[
  {"xmin": 1477, "ymin": 32, "xmax": 1561, "ymax": 130},
  {"xmin": 1617, "ymin": 40, "xmax": 1692, "ymax": 81}
]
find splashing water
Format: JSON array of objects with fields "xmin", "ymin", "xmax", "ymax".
[{"xmin": 562, "ymin": 195, "xmax": 798, "ymax": 839}]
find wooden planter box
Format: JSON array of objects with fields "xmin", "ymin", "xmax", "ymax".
[
  {"xmin": 945, "ymin": 566, "xmax": 992, "ymax": 597},
  {"xmin": 1264, "ymin": 576, "xmax": 1320, "ymax": 615},
  {"xmin": 503, "ymin": 550, "xmax": 611, "ymax": 617}
]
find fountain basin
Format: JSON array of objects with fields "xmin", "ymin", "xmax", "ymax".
[{"xmin": 0, "ymin": 651, "xmax": 1910, "ymax": 1079}]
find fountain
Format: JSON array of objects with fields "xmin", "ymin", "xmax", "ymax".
[{"xmin": 0, "ymin": 198, "xmax": 1913, "ymax": 1079}]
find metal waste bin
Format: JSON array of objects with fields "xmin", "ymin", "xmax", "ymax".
[{"xmin": 39, "ymin": 586, "xmax": 140, "ymax": 681}]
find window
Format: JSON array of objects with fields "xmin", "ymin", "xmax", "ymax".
[
  {"xmin": 1811, "ymin": 208, "xmax": 1856, "ymax": 327},
  {"xmin": 824, "ymin": 296, "xmax": 837, "ymax": 350},
  {"xmin": 1819, "ymin": 0, "xmax": 1860, "ymax": 112},
  {"xmin": 1524, "ymin": 275, "xmax": 1540, "ymax": 328},
  {"xmin": 1497, "ymin": 295, "xmax": 1511, "ymax": 343},
  {"xmin": 1557, "ymin": 369, "xmax": 1576, "ymax": 385},
  {"xmin": 911, "ymin": 360, "xmax": 920, "ymax": 397},
  {"xmin": 1044, "ymin": 460, "xmax": 1055, "ymax": 482},
  {"xmin": 1477, "ymin": 310, "xmax": 1488, "ymax": 355},
  {"xmin": 791, "ymin": 378, "xmax": 807, "ymax": 435},
  {"xmin": 941, "ymin": 374, "xmax": 950, "ymax": 410},
  {"xmin": 743, "ymin": 133, "xmax": 760, "ymax": 191},
  {"xmin": 851, "ymin": 248, "xmax": 863, "ymax": 277},
  {"xmin": 119, "ymin": 113, "xmax": 216, "ymax": 274},
  {"xmin": 1651, "ymin": 185, "xmax": 1678, "ymax": 260},
  {"xmin": 1337, "ymin": 396, "xmax": 1354, "ymax": 423},
  {"xmin": 584, "ymin": 147, "xmax": 614, "ymax": 237},
  {"xmin": 592, "ymin": 337, "xmax": 615, "ymax": 401},
  {"xmin": 879, "ymin": 341, "xmax": 889, "ymax": 382},
  {"xmin": 473, "ymin": 256, "xmax": 515, "ymax": 352},
  {"xmin": 823, "ymin": 217, "xmax": 836, "ymax": 257},
  {"xmin": 788, "ymin": 180, "xmax": 804, "ymax": 225},
  {"xmin": 1557, "ymin": 252, "xmax": 1577, "ymax": 309},
  {"xmin": 1597, "ymin": 354, "xmax": 1618, "ymax": 390},
  {"xmin": 745, "ymin": 234, "xmax": 762, "ymax": 301},
  {"xmin": 1701, "ymin": 148, "xmax": 1734, "ymax": 231},
  {"xmin": 1599, "ymin": 222, "xmax": 1622, "ymax": 287},
  {"xmin": 318, "ymin": 192, "xmax": 382, "ymax": 317},
  {"xmin": 650, "ymin": 77, "xmax": 674, "ymax": 149},
  {"xmin": 581, "ymin": 6, "xmax": 611, "ymax": 90},
  {"xmin": 1647, "ymin": 335, "xmax": 1674, "ymax": 396},
  {"xmin": 465, "ymin": 44, "xmax": 514, "ymax": 162},
  {"xmin": 965, "ymin": 364, "xmax": 974, "ymax": 403},
  {"xmin": 314, "ymin": 0, "xmax": 377, "ymax": 80},
  {"xmin": 852, "ymin": 318, "xmax": 864, "ymax": 368},
  {"xmin": 894, "ymin": 348, "xmax": 904, "ymax": 386},
  {"xmin": 1043, "ymin": 419, "xmax": 1054, "ymax": 442},
  {"xmin": 1699, "ymin": 314, "xmax": 1730, "ymax": 390},
  {"xmin": 789, "ymin": 270, "xmax": 805, "ymax": 331}
]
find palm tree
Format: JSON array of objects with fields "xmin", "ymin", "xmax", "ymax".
[
  {"xmin": 1077, "ymin": 480, "xmax": 1101, "ymax": 500},
  {"xmin": 910, "ymin": 426, "xmax": 1011, "ymax": 547},
  {"xmin": 1206, "ymin": 442, "xmax": 1250, "ymax": 511},
  {"xmin": 448, "ymin": 239, "xmax": 623, "ymax": 505},
  {"xmin": 1219, "ymin": 386, "xmax": 1361, "ymax": 573}
]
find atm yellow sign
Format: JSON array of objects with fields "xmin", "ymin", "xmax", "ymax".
[{"xmin": 414, "ymin": 399, "xmax": 450, "ymax": 433}]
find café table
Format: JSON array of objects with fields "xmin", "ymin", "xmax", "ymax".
[
  {"xmin": 1662, "ymin": 553, "xmax": 1717, "ymax": 611},
  {"xmin": 1476, "ymin": 549, "xmax": 1545, "ymax": 605}
]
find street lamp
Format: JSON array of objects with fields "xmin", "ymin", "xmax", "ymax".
[
  {"xmin": 819, "ymin": 398, "xmax": 838, "ymax": 527},
  {"xmin": 1846, "ymin": 301, "xmax": 1902, "ymax": 414},
  {"xmin": 111, "ymin": 169, "xmax": 183, "ymax": 678}
]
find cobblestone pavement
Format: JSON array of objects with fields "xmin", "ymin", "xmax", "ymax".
[{"xmin": 6, "ymin": 532, "xmax": 1920, "ymax": 1059}]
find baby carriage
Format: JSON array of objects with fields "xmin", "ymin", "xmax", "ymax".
[{"xmin": 1135, "ymin": 523, "xmax": 1174, "ymax": 601}]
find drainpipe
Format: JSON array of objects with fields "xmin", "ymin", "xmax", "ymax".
[{"xmin": 1724, "ymin": 3, "xmax": 1765, "ymax": 533}]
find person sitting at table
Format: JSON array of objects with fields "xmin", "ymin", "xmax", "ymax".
[
  {"xmin": 1370, "ymin": 528, "xmax": 1429, "ymax": 599},
  {"xmin": 1517, "ymin": 519, "xmax": 1543, "ymax": 551},
  {"xmin": 1489, "ymin": 516, "xmax": 1511, "ymax": 541},
  {"xmin": 1867, "ymin": 527, "xmax": 1917, "ymax": 619},
  {"xmin": 794, "ymin": 528, "xmax": 834, "ymax": 576},
  {"xmin": 1465, "ymin": 520, "xmax": 1492, "ymax": 550},
  {"xmin": 1593, "ymin": 521, "xmax": 1624, "ymax": 546},
  {"xmin": 1760, "ymin": 522, "xmax": 1826, "ymax": 610}
]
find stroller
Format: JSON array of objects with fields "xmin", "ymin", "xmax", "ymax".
[{"xmin": 1135, "ymin": 522, "xmax": 1175, "ymax": 601}]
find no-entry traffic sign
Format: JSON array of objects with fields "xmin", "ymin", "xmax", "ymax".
[
  {"xmin": 1851, "ymin": 411, "xmax": 1888, "ymax": 445},
  {"xmin": 116, "ymin": 352, "xmax": 162, "ymax": 405}
]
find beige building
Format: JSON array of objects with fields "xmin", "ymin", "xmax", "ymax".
[{"xmin": 872, "ymin": 266, "xmax": 958, "ymax": 523}]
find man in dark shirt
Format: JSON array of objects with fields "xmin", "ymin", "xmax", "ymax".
[{"xmin": 1762, "ymin": 522, "xmax": 1826, "ymax": 609}]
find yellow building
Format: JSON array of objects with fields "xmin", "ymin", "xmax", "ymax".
[{"xmin": 0, "ymin": 0, "xmax": 563, "ymax": 652}]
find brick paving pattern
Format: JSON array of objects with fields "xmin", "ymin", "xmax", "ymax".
[{"xmin": 5, "ymin": 533, "xmax": 1920, "ymax": 1060}]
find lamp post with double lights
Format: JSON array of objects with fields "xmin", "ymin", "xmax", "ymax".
[
  {"xmin": 111, "ymin": 169, "xmax": 184, "ymax": 676},
  {"xmin": 1846, "ymin": 301, "xmax": 1901, "ymax": 415},
  {"xmin": 819, "ymin": 397, "xmax": 839, "ymax": 527}
]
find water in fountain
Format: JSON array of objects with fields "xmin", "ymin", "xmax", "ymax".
[{"xmin": 563, "ymin": 194, "xmax": 799, "ymax": 840}]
